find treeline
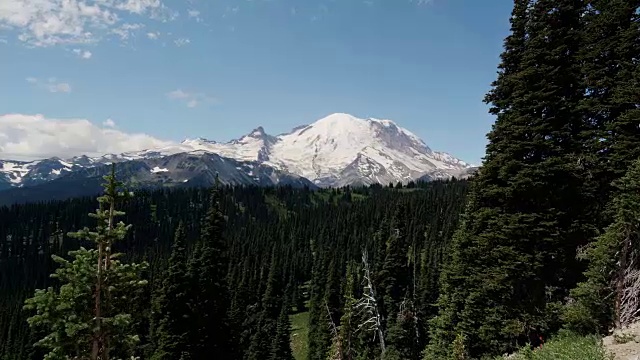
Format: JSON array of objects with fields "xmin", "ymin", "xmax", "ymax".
[
  {"xmin": 0, "ymin": 177, "xmax": 469, "ymax": 359},
  {"xmin": 2, "ymin": 0, "xmax": 639, "ymax": 359}
]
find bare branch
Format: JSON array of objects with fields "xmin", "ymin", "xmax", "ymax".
[{"xmin": 355, "ymin": 250, "xmax": 385, "ymax": 353}]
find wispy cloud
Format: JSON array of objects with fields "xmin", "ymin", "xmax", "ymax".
[
  {"xmin": 187, "ymin": 9, "xmax": 202, "ymax": 22},
  {"xmin": 72, "ymin": 48, "xmax": 92, "ymax": 59},
  {"xmin": 111, "ymin": 23, "xmax": 145, "ymax": 40},
  {"xmin": 26, "ymin": 77, "xmax": 72, "ymax": 93},
  {"xmin": 0, "ymin": 0, "xmax": 180, "ymax": 47},
  {"xmin": 222, "ymin": 5, "xmax": 240, "ymax": 18},
  {"xmin": 410, "ymin": 0, "xmax": 435, "ymax": 5},
  {"xmin": 147, "ymin": 31, "xmax": 160, "ymax": 39},
  {"xmin": 166, "ymin": 89, "xmax": 216, "ymax": 108},
  {"xmin": 174, "ymin": 37, "xmax": 190, "ymax": 47}
]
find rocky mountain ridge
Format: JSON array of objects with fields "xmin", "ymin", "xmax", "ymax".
[{"xmin": 0, "ymin": 113, "xmax": 475, "ymax": 197}]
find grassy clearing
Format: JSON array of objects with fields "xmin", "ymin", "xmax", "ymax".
[
  {"xmin": 265, "ymin": 194, "xmax": 290, "ymax": 219},
  {"xmin": 290, "ymin": 311, "xmax": 309, "ymax": 360},
  {"xmin": 499, "ymin": 332, "xmax": 612, "ymax": 360}
]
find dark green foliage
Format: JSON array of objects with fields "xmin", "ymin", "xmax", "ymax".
[
  {"xmin": 579, "ymin": 0, "xmax": 640, "ymax": 226},
  {"xmin": 151, "ymin": 222, "xmax": 191, "ymax": 360},
  {"xmin": 248, "ymin": 249, "xmax": 285, "ymax": 360},
  {"xmin": 0, "ymin": 178, "xmax": 469, "ymax": 360},
  {"xmin": 307, "ymin": 242, "xmax": 332, "ymax": 360},
  {"xmin": 565, "ymin": 159, "xmax": 640, "ymax": 333},
  {"xmin": 426, "ymin": 0, "xmax": 602, "ymax": 357},
  {"xmin": 425, "ymin": 0, "xmax": 640, "ymax": 358},
  {"xmin": 3, "ymin": 0, "xmax": 636, "ymax": 357},
  {"xmin": 335, "ymin": 261, "xmax": 358, "ymax": 360},
  {"xmin": 188, "ymin": 181, "xmax": 236, "ymax": 358},
  {"xmin": 22, "ymin": 166, "xmax": 149, "ymax": 359},
  {"xmin": 270, "ymin": 299, "xmax": 294, "ymax": 360}
]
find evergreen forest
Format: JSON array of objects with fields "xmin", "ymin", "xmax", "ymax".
[{"xmin": 1, "ymin": 0, "xmax": 639, "ymax": 359}]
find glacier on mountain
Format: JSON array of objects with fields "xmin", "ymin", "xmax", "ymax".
[{"xmin": 0, "ymin": 113, "xmax": 473, "ymax": 189}]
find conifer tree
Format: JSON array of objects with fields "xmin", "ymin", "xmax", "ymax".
[
  {"xmin": 270, "ymin": 298, "xmax": 294, "ymax": 360},
  {"xmin": 188, "ymin": 176, "xmax": 235, "ymax": 358},
  {"xmin": 337, "ymin": 261, "xmax": 358, "ymax": 360},
  {"xmin": 151, "ymin": 221, "xmax": 191, "ymax": 360},
  {"xmin": 23, "ymin": 165, "xmax": 148, "ymax": 360},
  {"xmin": 565, "ymin": 159, "xmax": 640, "ymax": 332},
  {"xmin": 426, "ymin": 0, "xmax": 591, "ymax": 357},
  {"xmin": 579, "ymin": 0, "xmax": 640, "ymax": 224},
  {"xmin": 248, "ymin": 248, "xmax": 284, "ymax": 360},
  {"xmin": 308, "ymin": 242, "xmax": 331, "ymax": 360}
]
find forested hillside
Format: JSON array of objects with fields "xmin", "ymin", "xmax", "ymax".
[
  {"xmin": 1, "ymin": 1, "xmax": 639, "ymax": 360},
  {"xmin": 0, "ymin": 178, "xmax": 469, "ymax": 359}
]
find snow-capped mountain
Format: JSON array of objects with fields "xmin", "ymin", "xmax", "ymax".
[
  {"xmin": 0, "ymin": 113, "xmax": 473, "ymax": 198},
  {"xmin": 0, "ymin": 158, "xmax": 77, "ymax": 190},
  {"xmin": 122, "ymin": 113, "xmax": 472, "ymax": 187}
]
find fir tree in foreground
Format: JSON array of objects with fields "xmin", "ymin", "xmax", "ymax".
[
  {"xmin": 425, "ymin": 0, "xmax": 592, "ymax": 358},
  {"xmin": 565, "ymin": 159, "xmax": 640, "ymax": 333},
  {"xmin": 23, "ymin": 165, "xmax": 148, "ymax": 360},
  {"xmin": 579, "ymin": 0, "xmax": 640, "ymax": 227}
]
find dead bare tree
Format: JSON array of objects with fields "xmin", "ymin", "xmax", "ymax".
[
  {"xmin": 355, "ymin": 250, "xmax": 386, "ymax": 354},
  {"xmin": 327, "ymin": 302, "xmax": 343, "ymax": 360},
  {"xmin": 619, "ymin": 235, "xmax": 640, "ymax": 328}
]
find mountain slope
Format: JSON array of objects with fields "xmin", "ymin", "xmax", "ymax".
[
  {"xmin": 0, "ymin": 153, "xmax": 316, "ymax": 205},
  {"xmin": 0, "ymin": 113, "xmax": 472, "ymax": 201},
  {"xmin": 130, "ymin": 113, "xmax": 472, "ymax": 187}
]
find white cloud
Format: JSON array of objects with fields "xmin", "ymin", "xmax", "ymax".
[
  {"xmin": 410, "ymin": 0, "xmax": 434, "ymax": 5},
  {"xmin": 26, "ymin": 77, "xmax": 72, "ymax": 93},
  {"xmin": 146, "ymin": 31, "xmax": 159, "ymax": 39},
  {"xmin": 0, "ymin": 38, "xmax": 7, "ymax": 43},
  {"xmin": 166, "ymin": 89, "xmax": 216, "ymax": 108},
  {"xmin": 0, "ymin": 113, "xmax": 173, "ymax": 160},
  {"xmin": 167, "ymin": 89, "xmax": 189, "ymax": 99},
  {"xmin": 49, "ymin": 82, "xmax": 72, "ymax": 93},
  {"xmin": 187, "ymin": 9, "xmax": 200, "ymax": 18},
  {"xmin": 173, "ymin": 37, "xmax": 190, "ymax": 47},
  {"xmin": 72, "ymin": 48, "xmax": 92, "ymax": 59},
  {"xmin": 103, "ymin": 118, "xmax": 116, "ymax": 128},
  {"xmin": 115, "ymin": 0, "xmax": 161, "ymax": 14},
  {"xmin": 111, "ymin": 22, "xmax": 144, "ymax": 40},
  {"xmin": 0, "ymin": 0, "xmax": 178, "ymax": 47}
]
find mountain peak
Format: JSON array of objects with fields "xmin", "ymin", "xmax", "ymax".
[
  {"xmin": 231, "ymin": 126, "xmax": 277, "ymax": 147},
  {"xmin": 246, "ymin": 126, "xmax": 267, "ymax": 138},
  {"xmin": 314, "ymin": 113, "xmax": 360, "ymax": 125},
  {"xmin": 181, "ymin": 137, "xmax": 215, "ymax": 145},
  {"xmin": 311, "ymin": 113, "xmax": 402, "ymax": 130}
]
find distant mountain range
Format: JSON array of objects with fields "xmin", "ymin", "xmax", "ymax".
[{"xmin": 0, "ymin": 113, "xmax": 476, "ymax": 204}]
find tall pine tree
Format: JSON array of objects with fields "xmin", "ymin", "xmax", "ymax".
[
  {"xmin": 425, "ymin": 0, "xmax": 592, "ymax": 357},
  {"xmin": 23, "ymin": 165, "xmax": 148, "ymax": 360},
  {"xmin": 188, "ymin": 177, "xmax": 236, "ymax": 359},
  {"xmin": 151, "ymin": 221, "xmax": 191, "ymax": 360},
  {"xmin": 579, "ymin": 0, "xmax": 640, "ymax": 226}
]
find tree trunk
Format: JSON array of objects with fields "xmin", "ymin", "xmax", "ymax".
[{"xmin": 615, "ymin": 234, "xmax": 631, "ymax": 328}]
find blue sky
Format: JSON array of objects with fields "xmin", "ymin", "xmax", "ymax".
[{"xmin": 0, "ymin": 0, "xmax": 512, "ymax": 164}]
